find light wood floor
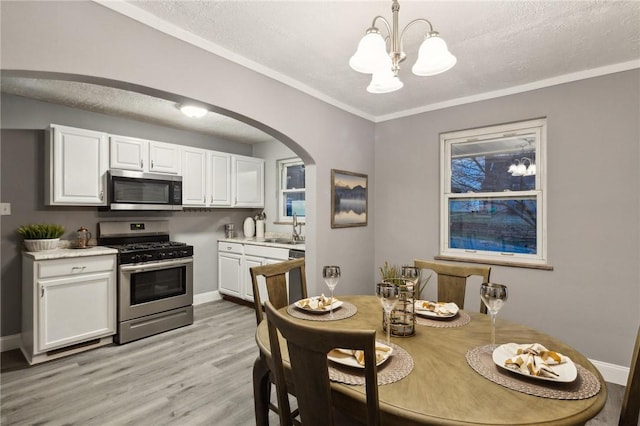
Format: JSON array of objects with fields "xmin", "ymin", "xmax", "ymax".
[{"xmin": 0, "ymin": 300, "xmax": 625, "ymax": 425}]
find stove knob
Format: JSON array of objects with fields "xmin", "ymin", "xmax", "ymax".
[
  {"xmin": 131, "ymin": 255, "xmax": 140, "ymax": 263},
  {"xmin": 181, "ymin": 250, "xmax": 190, "ymax": 256},
  {"xmin": 144, "ymin": 254, "xmax": 154, "ymax": 261},
  {"xmin": 159, "ymin": 252, "xmax": 167, "ymax": 259}
]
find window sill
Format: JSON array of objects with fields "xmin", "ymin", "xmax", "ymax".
[{"xmin": 434, "ymin": 255, "xmax": 554, "ymax": 271}]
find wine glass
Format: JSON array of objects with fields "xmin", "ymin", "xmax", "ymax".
[
  {"xmin": 480, "ymin": 283, "xmax": 508, "ymax": 348},
  {"xmin": 322, "ymin": 266, "xmax": 341, "ymax": 318},
  {"xmin": 376, "ymin": 282, "xmax": 399, "ymax": 345}
]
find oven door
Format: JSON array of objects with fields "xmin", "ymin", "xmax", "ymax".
[{"xmin": 119, "ymin": 257, "xmax": 193, "ymax": 321}]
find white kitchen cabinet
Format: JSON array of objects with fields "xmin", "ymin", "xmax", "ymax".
[
  {"xmin": 182, "ymin": 147, "xmax": 208, "ymax": 206},
  {"xmin": 217, "ymin": 241, "xmax": 289, "ymax": 302},
  {"xmin": 233, "ymin": 155, "xmax": 265, "ymax": 207},
  {"xmin": 46, "ymin": 124, "xmax": 109, "ymax": 206},
  {"xmin": 110, "ymin": 136, "xmax": 179, "ymax": 174},
  {"xmin": 208, "ymin": 151, "xmax": 232, "ymax": 206},
  {"xmin": 110, "ymin": 134, "xmax": 147, "ymax": 171},
  {"xmin": 149, "ymin": 140, "xmax": 180, "ymax": 174},
  {"xmin": 217, "ymin": 242, "xmax": 243, "ymax": 298},
  {"xmin": 21, "ymin": 252, "xmax": 117, "ymax": 365}
]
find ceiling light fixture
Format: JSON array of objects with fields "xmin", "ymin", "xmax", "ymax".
[
  {"xmin": 349, "ymin": 0, "xmax": 456, "ymax": 94},
  {"xmin": 179, "ymin": 104, "xmax": 208, "ymax": 118}
]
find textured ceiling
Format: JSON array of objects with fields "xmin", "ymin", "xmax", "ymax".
[{"xmin": 2, "ymin": 1, "xmax": 639, "ymax": 143}]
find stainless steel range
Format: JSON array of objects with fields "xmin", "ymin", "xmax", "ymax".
[{"xmin": 98, "ymin": 220, "xmax": 193, "ymax": 344}]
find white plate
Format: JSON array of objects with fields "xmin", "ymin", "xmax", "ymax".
[
  {"xmin": 294, "ymin": 297, "xmax": 343, "ymax": 314},
  {"xmin": 327, "ymin": 342, "xmax": 393, "ymax": 369},
  {"xmin": 414, "ymin": 300, "xmax": 459, "ymax": 318},
  {"xmin": 492, "ymin": 343, "xmax": 578, "ymax": 383}
]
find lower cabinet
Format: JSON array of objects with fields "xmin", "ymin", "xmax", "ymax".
[
  {"xmin": 217, "ymin": 242, "xmax": 290, "ymax": 304},
  {"xmin": 21, "ymin": 253, "xmax": 117, "ymax": 365}
]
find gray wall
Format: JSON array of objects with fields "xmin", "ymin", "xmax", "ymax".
[
  {"xmin": 1, "ymin": 1, "xmax": 376, "ymax": 336},
  {"xmin": 374, "ymin": 70, "xmax": 640, "ymax": 367}
]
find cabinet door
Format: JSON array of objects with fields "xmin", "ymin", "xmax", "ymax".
[
  {"xmin": 243, "ymin": 255, "xmax": 265, "ymax": 301},
  {"xmin": 233, "ymin": 156, "xmax": 265, "ymax": 207},
  {"xmin": 109, "ymin": 135, "xmax": 147, "ymax": 171},
  {"xmin": 149, "ymin": 141, "xmax": 180, "ymax": 174},
  {"xmin": 47, "ymin": 124, "xmax": 108, "ymax": 205},
  {"xmin": 208, "ymin": 151, "xmax": 231, "ymax": 206},
  {"xmin": 38, "ymin": 271, "xmax": 116, "ymax": 351},
  {"xmin": 218, "ymin": 252, "xmax": 242, "ymax": 298},
  {"xmin": 181, "ymin": 147, "xmax": 207, "ymax": 206}
]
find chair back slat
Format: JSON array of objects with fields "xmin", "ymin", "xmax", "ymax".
[
  {"xmin": 619, "ymin": 325, "xmax": 640, "ymax": 426},
  {"xmin": 265, "ymin": 300, "xmax": 380, "ymax": 426},
  {"xmin": 414, "ymin": 260, "xmax": 491, "ymax": 313}
]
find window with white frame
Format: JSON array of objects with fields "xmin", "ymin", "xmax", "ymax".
[
  {"xmin": 277, "ymin": 158, "xmax": 305, "ymax": 221},
  {"xmin": 440, "ymin": 118, "xmax": 547, "ymax": 266}
]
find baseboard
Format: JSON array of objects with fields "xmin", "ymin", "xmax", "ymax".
[
  {"xmin": 590, "ymin": 358, "xmax": 629, "ymax": 386},
  {"xmin": 193, "ymin": 290, "xmax": 222, "ymax": 305},
  {"xmin": 1, "ymin": 333, "xmax": 21, "ymax": 352}
]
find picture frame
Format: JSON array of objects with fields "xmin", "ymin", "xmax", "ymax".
[{"xmin": 331, "ymin": 169, "xmax": 368, "ymax": 228}]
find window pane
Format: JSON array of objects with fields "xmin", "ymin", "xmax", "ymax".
[
  {"xmin": 451, "ymin": 136, "xmax": 536, "ymax": 193},
  {"xmin": 285, "ymin": 164, "xmax": 305, "ymax": 189},
  {"xmin": 284, "ymin": 192, "xmax": 305, "ymax": 217},
  {"xmin": 449, "ymin": 197, "xmax": 537, "ymax": 254}
]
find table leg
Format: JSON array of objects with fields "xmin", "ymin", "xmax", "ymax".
[{"xmin": 253, "ymin": 356, "xmax": 271, "ymax": 426}]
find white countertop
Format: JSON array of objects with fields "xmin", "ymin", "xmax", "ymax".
[
  {"xmin": 218, "ymin": 237, "xmax": 305, "ymax": 251},
  {"xmin": 23, "ymin": 246, "xmax": 118, "ymax": 260}
]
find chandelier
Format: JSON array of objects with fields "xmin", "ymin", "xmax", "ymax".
[
  {"xmin": 508, "ymin": 158, "xmax": 536, "ymax": 177},
  {"xmin": 349, "ymin": 0, "xmax": 456, "ymax": 94}
]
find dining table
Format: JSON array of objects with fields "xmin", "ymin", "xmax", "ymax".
[{"xmin": 254, "ymin": 295, "xmax": 607, "ymax": 425}]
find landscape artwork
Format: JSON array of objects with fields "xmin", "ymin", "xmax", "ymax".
[{"xmin": 331, "ymin": 169, "xmax": 368, "ymax": 228}]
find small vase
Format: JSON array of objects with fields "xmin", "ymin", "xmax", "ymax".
[{"xmin": 24, "ymin": 238, "xmax": 60, "ymax": 252}]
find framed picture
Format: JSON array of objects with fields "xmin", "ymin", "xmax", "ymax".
[{"xmin": 331, "ymin": 169, "xmax": 368, "ymax": 228}]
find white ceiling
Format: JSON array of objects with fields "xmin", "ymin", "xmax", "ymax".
[{"xmin": 2, "ymin": 1, "xmax": 639, "ymax": 143}]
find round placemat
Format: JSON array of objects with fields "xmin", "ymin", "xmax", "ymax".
[
  {"xmin": 416, "ymin": 310, "xmax": 471, "ymax": 328},
  {"xmin": 286, "ymin": 301, "xmax": 357, "ymax": 321},
  {"xmin": 465, "ymin": 345, "xmax": 601, "ymax": 400},
  {"xmin": 328, "ymin": 342, "xmax": 414, "ymax": 386}
]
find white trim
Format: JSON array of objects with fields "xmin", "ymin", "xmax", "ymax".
[
  {"xmin": 92, "ymin": 0, "xmax": 375, "ymax": 122},
  {"xmin": 0, "ymin": 333, "xmax": 21, "ymax": 352},
  {"xmin": 93, "ymin": 2, "xmax": 639, "ymax": 123},
  {"xmin": 590, "ymin": 358, "xmax": 630, "ymax": 386},
  {"xmin": 193, "ymin": 290, "xmax": 222, "ymax": 305}
]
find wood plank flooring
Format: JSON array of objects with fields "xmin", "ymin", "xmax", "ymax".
[{"xmin": 0, "ymin": 300, "xmax": 626, "ymax": 425}]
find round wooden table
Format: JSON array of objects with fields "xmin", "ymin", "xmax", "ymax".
[{"xmin": 254, "ymin": 295, "xmax": 607, "ymax": 425}]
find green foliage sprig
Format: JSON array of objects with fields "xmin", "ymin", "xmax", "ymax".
[
  {"xmin": 378, "ymin": 260, "xmax": 432, "ymax": 298},
  {"xmin": 17, "ymin": 224, "xmax": 65, "ymax": 239}
]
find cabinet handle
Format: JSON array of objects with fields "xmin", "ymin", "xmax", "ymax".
[
  {"xmin": 141, "ymin": 159, "xmax": 144, "ymax": 168},
  {"xmin": 72, "ymin": 266, "xmax": 87, "ymax": 272},
  {"xmin": 100, "ymin": 190, "xmax": 104, "ymax": 200},
  {"xmin": 210, "ymin": 195, "xmax": 213, "ymax": 203},
  {"xmin": 40, "ymin": 287, "xmax": 44, "ymax": 298},
  {"xmin": 151, "ymin": 160, "xmax": 154, "ymax": 168}
]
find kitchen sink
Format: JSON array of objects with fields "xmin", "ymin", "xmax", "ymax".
[{"xmin": 263, "ymin": 237, "xmax": 305, "ymax": 245}]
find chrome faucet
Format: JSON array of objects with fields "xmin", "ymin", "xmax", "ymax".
[{"xmin": 292, "ymin": 213, "xmax": 303, "ymax": 242}]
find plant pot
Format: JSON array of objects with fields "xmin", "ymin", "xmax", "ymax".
[{"xmin": 24, "ymin": 238, "xmax": 60, "ymax": 252}]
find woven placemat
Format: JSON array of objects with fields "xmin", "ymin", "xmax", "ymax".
[
  {"xmin": 286, "ymin": 301, "xmax": 357, "ymax": 321},
  {"xmin": 415, "ymin": 310, "xmax": 471, "ymax": 328},
  {"xmin": 328, "ymin": 342, "xmax": 414, "ymax": 386},
  {"xmin": 465, "ymin": 345, "xmax": 600, "ymax": 400}
]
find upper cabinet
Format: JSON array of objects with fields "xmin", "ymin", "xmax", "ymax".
[
  {"xmin": 208, "ymin": 151, "xmax": 232, "ymax": 206},
  {"xmin": 46, "ymin": 124, "xmax": 109, "ymax": 206},
  {"xmin": 233, "ymin": 155, "xmax": 265, "ymax": 207},
  {"xmin": 181, "ymin": 147, "xmax": 208, "ymax": 206},
  {"xmin": 110, "ymin": 135, "xmax": 179, "ymax": 174}
]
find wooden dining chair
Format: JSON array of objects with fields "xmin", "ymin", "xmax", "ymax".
[
  {"xmin": 414, "ymin": 259, "xmax": 491, "ymax": 313},
  {"xmin": 264, "ymin": 300, "xmax": 381, "ymax": 426},
  {"xmin": 251, "ymin": 258, "xmax": 307, "ymax": 425},
  {"xmin": 619, "ymin": 325, "xmax": 640, "ymax": 426}
]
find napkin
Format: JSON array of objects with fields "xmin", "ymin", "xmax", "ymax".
[
  {"xmin": 418, "ymin": 301, "xmax": 458, "ymax": 316},
  {"xmin": 298, "ymin": 294, "xmax": 336, "ymax": 310},
  {"xmin": 335, "ymin": 345, "xmax": 391, "ymax": 366},
  {"xmin": 503, "ymin": 343, "xmax": 570, "ymax": 378}
]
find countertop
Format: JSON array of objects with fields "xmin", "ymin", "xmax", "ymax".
[
  {"xmin": 218, "ymin": 237, "xmax": 305, "ymax": 251},
  {"xmin": 23, "ymin": 246, "xmax": 118, "ymax": 260}
]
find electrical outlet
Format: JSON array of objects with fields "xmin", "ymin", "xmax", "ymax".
[{"xmin": 0, "ymin": 203, "xmax": 11, "ymax": 216}]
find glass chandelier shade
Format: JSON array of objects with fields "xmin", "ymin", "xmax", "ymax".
[
  {"xmin": 411, "ymin": 33, "xmax": 457, "ymax": 76},
  {"xmin": 367, "ymin": 68, "xmax": 404, "ymax": 93},
  {"xmin": 349, "ymin": 30, "xmax": 390, "ymax": 74}
]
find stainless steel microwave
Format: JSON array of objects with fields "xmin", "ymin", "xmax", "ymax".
[{"xmin": 107, "ymin": 170, "xmax": 183, "ymax": 211}]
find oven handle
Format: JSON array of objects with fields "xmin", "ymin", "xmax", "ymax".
[{"xmin": 120, "ymin": 257, "xmax": 193, "ymax": 273}]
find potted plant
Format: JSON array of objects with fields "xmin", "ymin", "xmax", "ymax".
[{"xmin": 17, "ymin": 223, "xmax": 65, "ymax": 251}]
